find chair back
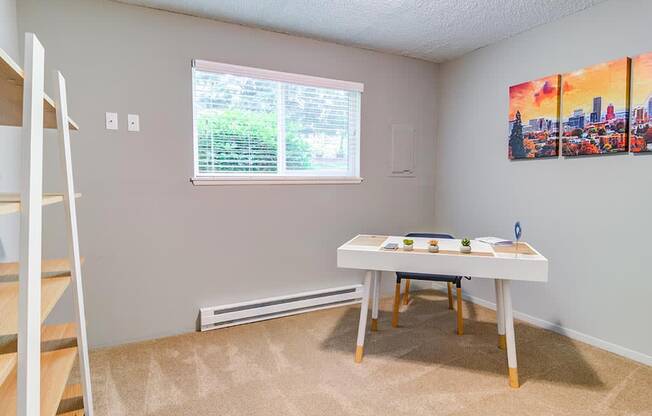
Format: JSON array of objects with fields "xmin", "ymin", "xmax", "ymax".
[{"xmin": 405, "ymin": 232, "xmax": 454, "ymax": 239}]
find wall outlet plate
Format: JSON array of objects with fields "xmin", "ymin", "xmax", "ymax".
[
  {"xmin": 128, "ymin": 114, "xmax": 140, "ymax": 132},
  {"xmin": 106, "ymin": 112, "xmax": 118, "ymax": 130}
]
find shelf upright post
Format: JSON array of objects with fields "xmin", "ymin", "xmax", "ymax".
[
  {"xmin": 17, "ymin": 32, "xmax": 45, "ymax": 416},
  {"xmin": 54, "ymin": 70, "xmax": 94, "ymax": 416}
]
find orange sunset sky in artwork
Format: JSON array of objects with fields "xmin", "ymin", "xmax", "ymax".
[
  {"xmin": 561, "ymin": 58, "xmax": 629, "ymax": 119},
  {"xmin": 509, "ymin": 75, "xmax": 560, "ymax": 122},
  {"xmin": 632, "ymin": 52, "xmax": 652, "ymax": 107}
]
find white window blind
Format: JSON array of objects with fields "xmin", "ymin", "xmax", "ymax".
[{"xmin": 192, "ymin": 60, "xmax": 363, "ymax": 184}]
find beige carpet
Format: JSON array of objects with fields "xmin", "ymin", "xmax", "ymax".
[{"xmin": 84, "ymin": 290, "xmax": 652, "ymax": 415}]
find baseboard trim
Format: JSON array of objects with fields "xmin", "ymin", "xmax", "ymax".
[{"xmin": 431, "ymin": 283, "xmax": 651, "ymax": 367}]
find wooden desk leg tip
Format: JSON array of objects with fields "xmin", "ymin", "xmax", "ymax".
[
  {"xmin": 371, "ymin": 319, "xmax": 378, "ymax": 332},
  {"xmin": 498, "ymin": 334, "xmax": 507, "ymax": 350},
  {"xmin": 355, "ymin": 346, "xmax": 364, "ymax": 363},
  {"xmin": 508, "ymin": 367, "xmax": 519, "ymax": 388}
]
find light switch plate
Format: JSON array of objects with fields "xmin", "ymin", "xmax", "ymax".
[
  {"xmin": 105, "ymin": 112, "xmax": 118, "ymax": 130},
  {"xmin": 127, "ymin": 114, "xmax": 140, "ymax": 132}
]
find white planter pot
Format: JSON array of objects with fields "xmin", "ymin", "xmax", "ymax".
[
  {"xmin": 428, "ymin": 245, "xmax": 439, "ymax": 253},
  {"xmin": 403, "ymin": 244, "xmax": 413, "ymax": 251},
  {"xmin": 460, "ymin": 245, "xmax": 471, "ymax": 253}
]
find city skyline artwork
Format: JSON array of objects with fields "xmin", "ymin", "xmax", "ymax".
[
  {"xmin": 560, "ymin": 57, "xmax": 630, "ymax": 156},
  {"xmin": 508, "ymin": 74, "xmax": 561, "ymax": 159},
  {"xmin": 630, "ymin": 52, "xmax": 652, "ymax": 153}
]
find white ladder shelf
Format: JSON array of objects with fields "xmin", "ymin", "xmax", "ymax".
[{"xmin": 0, "ymin": 33, "xmax": 93, "ymax": 416}]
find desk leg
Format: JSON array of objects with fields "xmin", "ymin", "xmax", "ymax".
[
  {"xmin": 355, "ymin": 271, "xmax": 373, "ymax": 363},
  {"xmin": 402, "ymin": 279, "xmax": 411, "ymax": 305},
  {"xmin": 392, "ymin": 280, "xmax": 401, "ymax": 327},
  {"xmin": 501, "ymin": 280, "xmax": 519, "ymax": 388},
  {"xmin": 494, "ymin": 279, "xmax": 506, "ymax": 350},
  {"xmin": 447, "ymin": 282, "xmax": 454, "ymax": 310},
  {"xmin": 371, "ymin": 271, "xmax": 380, "ymax": 331}
]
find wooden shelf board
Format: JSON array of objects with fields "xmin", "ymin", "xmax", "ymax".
[
  {"xmin": 0, "ymin": 276, "xmax": 71, "ymax": 336},
  {"xmin": 42, "ymin": 323, "xmax": 77, "ymax": 345},
  {"xmin": 0, "ymin": 346, "xmax": 77, "ymax": 416},
  {"xmin": 0, "ymin": 323, "xmax": 78, "ymax": 355},
  {"xmin": 42, "ymin": 323, "xmax": 78, "ymax": 352},
  {"xmin": 0, "ymin": 193, "xmax": 81, "ymax": 216},
  {"xmin": 60, "ymin": 383, "xmax": 82, "ymax": 402},
  {"xmin": 57, "ymin": 383, "xmax": 84, "ymax": 415},
  {"xmin": 0, "ymin": 257, "xmax": 85, "ymax": 277},
  {"xmin": 0, "ymin": 47, "xmax": 79, "ymax": 130},
  {"xmin": 0, "ymin": 352, "xmax": 16, "ymax": 387},
  {"xmin": 58, "ymin": 411, "xmax": 84, "ymax": 416}
]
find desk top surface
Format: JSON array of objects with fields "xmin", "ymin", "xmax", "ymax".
[
  {"xmin": 337, "ymin": 235, "xmax": 548, "ymax": 281},
  {"xmin": 340, "ymin": 235, "xmax": 545, "ymax": 259}
]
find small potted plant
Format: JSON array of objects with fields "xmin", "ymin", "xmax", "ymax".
[
  {"xmin": 460, "ymin": 238, "xmax": 471, "ymax": 254},
  {"xmin": 403, "ymin": 239, "xmax": 414, "ymax": 251},
  {"xmin": 428, "ymin": 239, "xmax": 439, "ymax": 253}
]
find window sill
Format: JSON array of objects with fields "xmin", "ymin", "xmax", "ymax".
[{"xmin": 190, "ymin": 176, "xmax": 364, "ymax": 186}]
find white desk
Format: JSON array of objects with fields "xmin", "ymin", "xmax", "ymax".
[{"xmin": 337, "ymin": 235, "xmax": 549, "ymax": 388}]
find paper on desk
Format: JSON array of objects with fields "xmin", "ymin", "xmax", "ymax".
[{"xmin": 476, "ymin": 236, "xmax": 513, "ymax": 245}]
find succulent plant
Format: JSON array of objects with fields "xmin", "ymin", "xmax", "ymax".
[
  {"xmin": 403, "ymin": 239, "xmax": 414, "ymax": 246},
  {"xmin": 428, "ymin": 240, "xmax": 439, "ymax": 246},
  {"xmin": 461, "ymin": 238, "xmax": 471, "ymax": 247}
]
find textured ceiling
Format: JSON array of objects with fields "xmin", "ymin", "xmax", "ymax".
[{"xmin": 115, "ymin": 0, "xmax": 607, "ymax": 63}]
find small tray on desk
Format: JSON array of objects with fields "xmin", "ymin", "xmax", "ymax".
[
  {"xmin": 347, "ymin": 235, "xmax": 388, "ymax": 247},
  {"xmin": 492, "ymin": 242, "xmax": 536, "ymax": 255}
]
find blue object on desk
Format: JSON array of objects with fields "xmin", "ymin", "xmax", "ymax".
[{"xmin": 514, "ymin": 221, "xmax": 522, "ymax": 242}]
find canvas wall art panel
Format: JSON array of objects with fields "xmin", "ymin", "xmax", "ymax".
[
  {"xmin": 508, "ymin": 75, "xmax": 561, "ymax": 159},
  {"xmin": 630, "ymin": 52, "xmax": 652, "ymax": 153},
  {"xmin": 561, "ymin": 57, "xmax": 630, "ymax": 156}
]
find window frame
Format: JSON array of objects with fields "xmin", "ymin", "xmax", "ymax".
[{"xmin": 190, "ymin": 59, "xmax": 364, "ymax": 186}]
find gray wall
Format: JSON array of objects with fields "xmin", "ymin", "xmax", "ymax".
[
  {"xmin": 0, "ymin": 0, "xmax": 20, "ymax": 262},
  {"xmin": 435, "ymin": 0, "xmax": 651, "ymax": 360},
  {"xmin": 17, "ymin": 0, "xmax": 439, "ymax": 347}
]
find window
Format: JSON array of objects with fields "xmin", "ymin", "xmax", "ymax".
[{"xmin": 191, "ymin": 60, "xmax": 363, "ymax": 185}]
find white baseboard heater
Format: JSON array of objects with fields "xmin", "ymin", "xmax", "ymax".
[{"xmin": 200, "ymin": 284, "xmax": 364, "ymax": 332}]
